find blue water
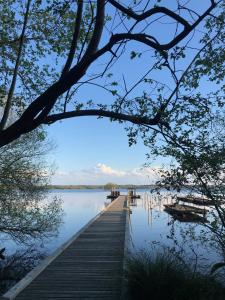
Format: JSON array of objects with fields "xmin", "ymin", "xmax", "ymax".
[
  {"xmin": 1, "ymin": 189, "xmax": 221, "ymax": 269},
  {"xmin": 45, "ymin": 189, "xmax": 109, "ymax": 253},
  {"xmin": 129, "ymin": 194, "xmax": 220, "ymax": 269}
]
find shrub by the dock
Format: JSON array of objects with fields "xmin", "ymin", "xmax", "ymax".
[{"xmin": 124, "ymin": 250, "xmax": 225, "ymax": 300}]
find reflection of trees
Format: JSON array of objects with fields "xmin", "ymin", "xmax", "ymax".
[
  {"xmin": 0, "ymin": 248, "xmax": 45, "ymax": 294},
  {"xmin": 0, "ymin": 194, "xmax": 62, "ymax": 294},
  {"xmin": 0, "ymin": 195, "xmax": 62, "ymax": 294},
  {"xmin": 0, "ymin": 130, "xmax": 63, "ymax": 294},
  {"xmin": 0, "ymin": 192, "xmax": 62, "ymax": 293},
  {"xmin": 0, "ymin": 196, "xmax": 62, "ymax": 244},
  {"xmin": 143, "ymin": 192, "xmax": 222, "ymax": 272},
  {"xmin": 164, "ymin": 208, "xmax": 223, "ymax": 274},
  {"xmin": 0, "ymin": 130, "xmax": 63, "ymax": 244}
]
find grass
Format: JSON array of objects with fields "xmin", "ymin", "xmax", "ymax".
[{"xmin": 124, "ymin": 250, "xmax": 225, "ymax": 300}]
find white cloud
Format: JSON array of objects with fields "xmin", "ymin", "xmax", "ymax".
[
  {"xmin": 95, "ymin": 163, "xmax": 126, "ymax": 177},
  {"xmin": 51, "ymin": 163, "xmax": 161, "ymax": 185}
]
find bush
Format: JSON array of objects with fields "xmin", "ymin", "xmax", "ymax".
[{"xmin": 124, "ymin": 250, "xmax": 225, "ymax": 300}]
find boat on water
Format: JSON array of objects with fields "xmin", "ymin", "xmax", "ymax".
[
  {"xmin": 167, "ymin": 210, "xmax": 208, "ymax": 223},
  {"xmin": 164, "ymin": 203, "xmax": 206, "ymax": 214},
  {"xmin": 164, "ymin": 204, "xmax": 208, "ymax": 223},
  {"xmin": 177, "ymin": 196, "xmax": 213, "ymax": 206}
]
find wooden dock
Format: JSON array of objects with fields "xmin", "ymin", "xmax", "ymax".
[{"xmin": 3, "ymin": 196, "xmax": 128, "ymax": 300}]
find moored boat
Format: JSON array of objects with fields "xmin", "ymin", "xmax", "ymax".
[
  {"xmin": 169, "ymin": 211, "xmax": 208, "ymax": 223},
  {"xmin": 164, "ymin": 203, "xmax": 206, "ymax": 214},
  {"xmin": 164, "ymin": 204, "xmax": 208, "ymax": 223},
  {"xmin": 177, "ymin": 196, "xmax": 213, "ymax": 206}
]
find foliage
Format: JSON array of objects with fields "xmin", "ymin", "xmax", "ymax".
[
  {"xmin": 0, "ymin": 0, "xmax": 92, "ymax": 113},
  {"xmin": 138, "ymin": 1, "xmax": 225, "ymax": 269},
  {"xmin": 125, "ymin": 250, "xmax": 225, "ymax": 300},
  {"xmin": 0, "ymin": 129, "xmax": 62, "ymax": 244},
  {"xmin": 0, "ymin": 1, "xmax": 222, "ymax": 146},
  {"xmin": 104, "ymin": 182, "xmax": 118, "ymax": 190},
  {"xmin": 0, "ymin": 248, "xmax": 45, "ymax": 294}
]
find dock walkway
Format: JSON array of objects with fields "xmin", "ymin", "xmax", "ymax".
[{"xmin": 3, "ymin": 196, "xmax": 128, "ymax": 300}]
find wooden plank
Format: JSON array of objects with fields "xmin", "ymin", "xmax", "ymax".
[{"xmin": 3, "ymin": 196, "xmax": 128, "ymax": 300}]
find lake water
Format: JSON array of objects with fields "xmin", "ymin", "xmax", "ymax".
[
  {"xmin": 44, "ymin": 189, "xmax": 221, "ymax": 268},
  {"xmin": 0, "ymin": 188, "xmax": 222, "ymax": 293},
  {"xmin": 45, "ymin": 189, "xmax": 110, "ymax": 253},
  {"xmin": 129, "ymin": 193, "xmax": 220, "ymax": 268}
]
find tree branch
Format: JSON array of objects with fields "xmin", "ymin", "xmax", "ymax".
[
  {"xmin": 82, "ymin": 0, "xmax": 105, "ymax": 59},
  {"xmin": 108, "ymin": 1, "xmax": 191, "ymax": 28},
  {"xmin": 0, "ymin": 0, "xmax": 219, "ymax": 147},
  {"xmin": 0, "ymin": 0, "xmax": 31, "ymax": 130},
  {"xmin": 61, "ymin": 0, "xmax": 83, "ymax": 77},
  {"xmin": 27, "ymin": 0, "xmax": 105, "ymax": 127},
  {"xmin": 43, "ymin": 109, "xmax": 164, "ymax": 127},
  {"xmin": 162, "ymin": 1, "xmax": 217, "ymax": 50},
  {"xmin": 108, "ymin": 0, "xmax": 217, "ymax": 51}
]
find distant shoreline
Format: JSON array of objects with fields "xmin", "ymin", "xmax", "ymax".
[{"xmin": 47, "ymin": 185, "xmax": 156, "ymax": 190}]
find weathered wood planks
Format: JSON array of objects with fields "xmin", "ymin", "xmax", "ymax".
[{"xmin": 3, "ymin": 196, "xmax": 128, "ymax": 300}]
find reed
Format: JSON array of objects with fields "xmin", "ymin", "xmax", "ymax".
[{"xmin": 124, "ymin": 250, "xmax": 225, "ymax": 300}]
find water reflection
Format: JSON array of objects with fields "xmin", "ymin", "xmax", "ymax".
[
  {"xmin": 0, "ymin": 189, "xmax": 112, "ymax": 295},
  {"xmin": 0, "ymin": 248, "xmax": 45, "ymax": 293},
  {"xmin": 129, "ymin": 191, "xmax": 221, "ymax": 270},
  {"xmin": 44, "ymin": 189, "xmax": 109, "ymax": 253},
  {"xmin": 0, "ymin": 196, "xmax": 62, "ymax": 246},
  {"xmin": 0, "ymin": 189, "xmax": 223, "ymax": 295},
  {"xmin": 0, "ymin": 190, "xmax": 63, "ymax": 294}
]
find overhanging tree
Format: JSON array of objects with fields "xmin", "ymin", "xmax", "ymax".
[
  {"xmin": 0, "ymin": 0, "xmax": 222, "ymax": 147},
  {"xmin": 139, "ymin": 0, "xmax": 225, "ymax": 267}
]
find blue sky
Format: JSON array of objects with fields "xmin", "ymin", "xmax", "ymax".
[
  {"xmin": 47, "ymin": 116, "xmax": 162, "ymax": 184},
  {"xmin": 46, "ymin": 1, "xmax": 211, "ymax": 185}
]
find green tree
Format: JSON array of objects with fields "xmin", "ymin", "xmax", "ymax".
[
  {"xmin": 0, "ymin": 0, "xmax": 221, "ymax": 146},
  {"xmin": 0, "ymin": 129, "xmax": 62, "ymax": 244},
  {"xmin": 104, "ymin": 182, "xmax": 118, "ymax": 190},
  {"xmin": 138, "ymin": 1, "xmax": 225, "ymax": 269}
]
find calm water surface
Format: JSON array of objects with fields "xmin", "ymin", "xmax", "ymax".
[
  {"xmin": 46, "ymin": 189, "xmax": 220, "ymax": 269},
  {"xmin": 129, "ymin": 192, "xmax": 220, "ymax": 268},
  {"xmin": 1, "ymin": 189, "xmax": 223, "ymax": 295},
  {"xmin": 45, "ymin": 189, "xmax": 109, "ymax": 253},
  {"xmin": 2, "ymin": 189, "xmax": 221, "ymax": 267}
]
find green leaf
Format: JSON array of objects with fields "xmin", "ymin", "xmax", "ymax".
[
  {"xmin": 111, "ymin": 81, "xmax": 118, "ymax": 86},
  {"xmin": 110, "ymin": 90, "xmax": 117, "ymax": 96},
  {"xmin": 130, "ymin": 51, "xmax": 137, "ymax": 59}
]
